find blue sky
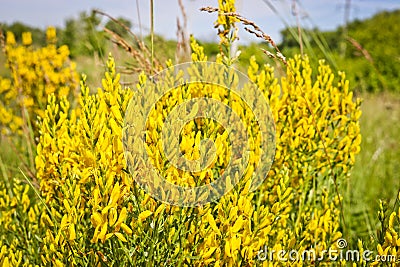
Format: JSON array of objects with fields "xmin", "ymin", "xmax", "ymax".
[{"xmin": 1, "ymin": 0, "xmax": 399, "ymax": 43}]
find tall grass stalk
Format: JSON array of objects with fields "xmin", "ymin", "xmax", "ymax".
[{"xmin": 150, "ymin": 0, "xmax": 154, "ymax": 74}]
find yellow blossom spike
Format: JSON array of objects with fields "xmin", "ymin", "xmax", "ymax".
[
  {"xmin": 60, "ymin": 214, "xmax": 69, "ymax": 230},
  {"xmin": 2, "ymin": 257, "xmax": 10, "ymax": 267},
  {"xmin": 91, "ymin": 225, "xmax": 101, "ymax": 244}
]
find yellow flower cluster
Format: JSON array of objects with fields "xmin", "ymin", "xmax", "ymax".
[
  {"xmin": 29, "ymin": 33, "xmax": 361, "ymax": 265},
  {"xmin": 213, "ymin": 0, "xmax": 239, "ymax": 55},
  {"xmin": 129, "ymin": 61, "xmax": 261, "ymax": 194},
  {"xmin": 34, "ymin": 54, "xmax": 135, "ymax": 263},
  {"xmin": 248, "ymin": 54, "xmax": 362, "ymax": 188},
  {"xmin": 0, "ymin": 15, "xmax": 365, "ymax": 267},
  {"xmin": 0, "ymin": 27, "xmax": 79, "ymax": 135},
  {"xmin": 351, "ymin": 197, "xmax": 400, "ymax": 267},
  {"xmin": 245, "ymin": 54, "xmax": 361, "ymax": 265},
  {"xmin": 0, "ymin": 180, "xmax": 43, "ymax": 266}
]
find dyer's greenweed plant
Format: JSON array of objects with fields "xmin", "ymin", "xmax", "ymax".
[
  {"xmin": 0, "ymin": 27, "xmax": 79, "ymax": 136},
  {"xmin": 1, "ymin": 0, "xmax": 398, "ymax": 266}
]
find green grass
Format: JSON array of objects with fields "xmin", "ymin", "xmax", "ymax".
[{"xmin": 344, "ymin": 92, "xmax": 400, "ymax": 245}]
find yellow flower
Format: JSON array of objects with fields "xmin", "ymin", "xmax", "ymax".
[
  {"xmin": 98, "ymin": 222, "xmax": 108, "ymax": 243},
  {"xmin": 46, "ymin": 26, "xmax": 57, "ymax": 44},
  {"xmin": 138, "ymin": 210, "xmax": 153, "ymax": 223},
  {"xmin": 22, "ymin": 32, "xmax": 32, "ymax": 46},
  {"xmin": 6, "ymin": 32, "xmax": 16, "ymax": 45},
  {"xmin": 91, "ymin": 212, "xmax": 103, "ymax": 227},
  {"xmin": 114, "ymin": 232, "xmax": 127, "ymax": 242},
  {"xmin": 120, "ymin": 223, "xmax": 133, "ymax": 235},
  {"xmin": 68, "ymin": 224, "xmax": 76, "ymax": 241},
  {"xmin": 207, "ymin": 212, "xmax": 221, "ymax": 236}
]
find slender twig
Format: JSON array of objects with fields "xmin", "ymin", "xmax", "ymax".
[
  {"xmin": 150, "ymin": 0, "xmax": 155, "ymax": 74},
  {"xmin": 0, "ymin": 29, "xmax": 5, "ymax": 53},
  {"xmin": 20, "ymin": 168, "xmax": 58, "ymax": 231},
  {"xmin": 94, "ymin": 9, "xmax": 149, "ymax": 54},
  {"xmin": 291, "ymin": 0, "xmax": 303, "ymax": 56},
  {"xmin": 104, "ymin": 28, "xmax": 150, "ymax": 67},
  {"xmin": 136, "ymin": 0, "xmax": 143, "ymax": 40},
  {"xmin": 346, "ymin": 36, "xmax": 373, "ymax": 63},
  {"xmin": 176, "ymin": 0, "xmax": 190, "ymax": 63},
  {"xmin": 347, "ymin": 36, "xmax": 388, "ymax": 91}
]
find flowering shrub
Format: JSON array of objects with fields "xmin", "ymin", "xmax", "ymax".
[
  {"xmin": 6, "ymin": 1, "xmax": 400, "ymax": 266},
  {"xmin": 0, "ymin": 27, "xmax": 79, "ymax": 135},
  {"xmin": 0, "ymin": 43, "xmax": 364, "ymax": 267}
]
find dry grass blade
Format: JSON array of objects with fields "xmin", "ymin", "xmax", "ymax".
[
  {"xmin": 347, "ymin": 36, "xmax": 388, "ymax": 92},
  {"xmin": 347, "ymin": 36, "xmax": 373, "ymax": 64},
  {"xmin": 291, "ymin": 0, "xmax": 304, "ymax": 56},
  {"xmin": 95, "ymin": 9, "xmax": 161, "ymax": 75},
  {"xmin": 176, "ymin": 0, "xmax": 191, "ymax": 63},
  {"xmin": 136, "ymin": 0, "xmax": 143, "ymax": 39},
  {"xmin": 103, "ymin": 27, "xmax": 152, "ymax": 73},
  {"xmin": 150, "ymin": 0, "xmax": 154, "ymax": 74},
  {"xmin": 94, "ymin": 9, "xmax": 147, "ymax": 53},
  {"xmin": 200, "ymin": 6, "xmax": 287, "ymax": 65},
  {"xmin": 0, "ymin": 29, "xmax": 5, "ymax": 53}
]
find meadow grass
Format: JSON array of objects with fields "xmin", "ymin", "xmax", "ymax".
[{"xmin": 345, "ymin": 92, "xmax": 400, "ymax": 245}]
